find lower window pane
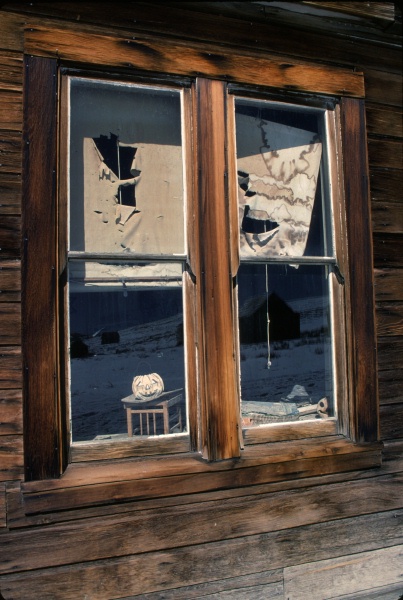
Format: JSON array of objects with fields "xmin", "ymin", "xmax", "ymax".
[
  {"xmin": 68, "ymin": 262, "xmax": 186, "ymax": 442},
  {"xmin": 238, "ymin": 263, "xmax": 334, "ymax": 426}
]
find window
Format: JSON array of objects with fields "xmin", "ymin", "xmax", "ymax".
[
  {"xmin": 234, "ymin": 98, "xmax": 335, "ymax": 426},
  {"xmin": 66, "ymin": 77, "xmax": 188, "ymax": 444},
  {"xmin": 22, "ymin": 30, "xmax": 379, "ymax": 496}
]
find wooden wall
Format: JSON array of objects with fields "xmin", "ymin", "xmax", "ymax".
[{"xmin": 0, "ymin": 2, "xmax": 402, "ymax": 598}]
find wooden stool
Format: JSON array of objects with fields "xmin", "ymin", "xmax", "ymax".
[{"xmin": 121, "ymin": 389, "xmax": 183, "ymax": 436}]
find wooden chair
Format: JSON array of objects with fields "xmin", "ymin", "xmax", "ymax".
[{"xmin": 121, "ymin": 389, "xmax": 183, "ymax": 436}]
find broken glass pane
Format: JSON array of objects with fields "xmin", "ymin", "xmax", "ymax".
[
  {"xmin": 235, "ymin": 99, "xmax": 331, "ymax": 259},
  {"xmin": 238, "ymin": 263, "xmax": 334, "ymax": 425},
  {"xmin": 69, "ymin": 78, "xmax": 185, "ymax": 255}
]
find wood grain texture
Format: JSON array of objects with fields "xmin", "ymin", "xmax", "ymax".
[
  {"xmin": 0, "ymin": 92, "xmax": 22, "ymax": 131},
  {"xmin": 0, "ymin": 390, "xmax": 22, "ymax": 435},
  {"xmin": 377, "ymin": 336, "xmax": 403, "ymax": 371},
  {"xmin": 0, "ymin": 173, "xmax": 21, "ymax": 215},
  {"xmin": 4, "ymin": 2, "xmax": 401, "ymax": 71},
  {"xmin": 0, "ymin": 260, "xmax": 20, "ymax": 302},
  {"xmin": 22, "ymin": 56, "xmax": 60, "ymax": 480},
  {"xmin": 0, "ymin": 497, "xmax": 402, "ymax": 597},
  {"xmin": 376, "ymin": 303, "xmax": 403, "ymax": 336},
  {"xmin": 128, "ymin": 569, "xmax": 283, "ymax": 599},
  {"xmin": 0, "ymin": 304, "xmax": 20, "ymax": 345},
  {"xmin": 366, "ymin": 104, "xmax": 403, "ymax": 139},
  {"xmin": 0, "ymin": 435, "xmax": 23, "ymax": 482},
  {"xmin": 195, "ymin": 78, "xmax": 240, "ymax": 460},
  {"xmin": 1, "ymin": 476, "xmax": 402, "ymax": 575},
  {"xmin": 368, "ymin": 138, "xmax": 403, "ymax": 170},
  {"xmin": 370, "ymin": 169, "xmax": 403, "ymax": 205},
  {"xmin": 22, "ymin": 435, "xmax": 379, "ymax": 491},
  {"xmin": 24, "ymin": 26, "xmax": 365, "ymax": 98},
  {"xmin": 20, "ymin": 449, "xmax": 382, "ymax": 514},
  {"xmin": 379, "ymin": 369, "xmax": 403, "ymax": 405},
  {"xmin": 0, "ymin": 131, "xmax": 21, "ymax": 175},
  {"xmin": 0, "ymin": 216, "xmax": 20, "ymax": 259},
  {"xmin": 0, "ymin": 51, "xmax": 23, "ymax": 93},
  {"xmin": 380, "ymin": 403, "xmax": 403, "ymax": 441},
  {"xmin": 0, "ymin": 346, "xmax": 21, "ymax": 389},
  {"xmin": 373, "ymin": 233, "xmax": 403, "ymax": 268},
  {"xmin": 365, "ymin": 69, "xmax": 403, "ymax": 107},
  {"xmin": 341, "ymin": 98, "xmax": 378, "ymax": 442},
  {"xmin": 284, "ymin": 545, "xmax": 403, "ymax": 600},
  {"xmin": 372, "ymin": 200, "xmax": 403, "ymax": 234}
]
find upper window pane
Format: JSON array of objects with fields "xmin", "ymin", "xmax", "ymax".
[
  {"xmin": 235, "ymin": 98, "xmax": 332, "ymax": 259},
  {"xmin": 69, "ymin": 78, "xmax": 185, "ymax": 255}
]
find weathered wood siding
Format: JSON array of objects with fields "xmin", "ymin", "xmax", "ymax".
[{"xmin": 0, "ymin": 2, "xmax": 402, "ymax": 598}]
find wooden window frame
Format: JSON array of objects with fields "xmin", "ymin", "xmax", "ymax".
[{"xmin": 21, "ymin": 27, "xmax": 380, "ymax": 512}]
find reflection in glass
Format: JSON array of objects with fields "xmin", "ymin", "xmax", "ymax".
[
  {"xmin": 238, "ymin": 264, "xmax": 334, "ymax": 425},
  {"xmin": 69, "ymin": 263, "xmax": 186, "ymax": 442}
]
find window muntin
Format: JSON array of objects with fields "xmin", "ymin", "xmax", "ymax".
[
  {"xmin": 67, "ymin": 77, "xmax": 188, "ymax": 444},
  {"xmin": 234, "ymin": 98, "xmax": 337, "ymax": 425}
]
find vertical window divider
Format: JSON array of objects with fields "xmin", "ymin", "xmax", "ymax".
[{"xmin": 195, "ymin": 78, "xmax": 241, "ymax": 460}]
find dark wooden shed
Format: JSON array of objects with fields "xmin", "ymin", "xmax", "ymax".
[{"xmin": 0, "ymin": 2, "xmax": 402, "ymax": 598}]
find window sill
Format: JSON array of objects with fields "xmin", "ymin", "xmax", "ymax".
[{"xmin": 21, "ymin": 436, "xmax": 383, "ymax": 515}]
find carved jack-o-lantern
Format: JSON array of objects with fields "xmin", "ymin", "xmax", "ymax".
[{"xmin": 132, "ymin": 373, "xmax": 164, "ymax": 401}]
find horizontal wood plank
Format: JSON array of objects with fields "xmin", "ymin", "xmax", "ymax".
[
  {"xmin": 373, "ymin": 233, "xmax": 403, "ymax": 268},
  {"xmin": 0, "ymin": 435, "xmax": 23, "ymax": 482},
  {"xmin": 0, "ymin": 91, "xmax": 22, "ymax": 131},
  {"xmin": 376, "ymin": 303, "xmax": 403, "ymax": 336},
  {"xmin": 365, "ymin": 69, "xmax": 403, "ymax": 107},
  {"xmin": 5, "ymin": 2, "xmax": 402, "ymax": 72},
  {"xmin": 24, "ymin": 26, "xmax": 365, "ymax": 97},
  {"xmin": 0, "ymin": 500, "xmax": 402, "ymax": 597},
  {"xmin": 377, "ymin": 336, "xmax": 403, "ymax": 370},
  {"xmin": 334, "ymin": 582, "xmax": 403, "ymax": 600},
  {"xmin": 380, "ymin": 402, "xmax": 403, "ymax": 441},
  {"xmin": 375, "ymin": 269, "xmax": 403, "ymax": 302},
  {"xmin": 0, "ymin": 260, "xmax": 20, "ymax": 302},
  {"xmin": 23, "ymin": 450, "xmax": 383, "ymax": 515},
  {"xmin": 0, "ymin": 215, "xmax": 20, "ymax": 258},
  {"xmin": 131, "ymin": 569, "xmax": 283, "ymax": 599},
  {"xmin": 0, "ymin": 304, "xmax": 20, "ymax": 345},
  {"xmin": 0, "ymin": 389, "xmax": 22, "ymax": 435},
  {"xmin": 366, "ymin": 104, "xmax": 402, "ymax": 139},
  {"xmin": 372, "ymin": 201, "xmax": 403, "ymax": 234},
  {"xmin": 9, "ymin": 442, "xmax": 403, "ymax": 529},
  {"xmin": 0, "ymin": 50, "xmax": 23, "ymax": 92},
  {"xmin": 378, "ymin": 369, "xmax": 403, "ymax": 405},
  {"xmin": 368, "ymin": 138, "xmax": 403, "ymax": 170},
  {"xmin": 22, "ymin": 436, "xmax": 381, "ymax": 492},
  {"xmin": 370, "ymin": 169, "xmax": 403, "ymax": 205},
  {"xmin": 0, "ymin": 173, "xmax": 21, "ymax": 215},
  {"xmin": 0, "ymin": 346, "xmax": 22, "ymax": 389},
  {"xmin": 0, "ymin": 130, "xmax": 21, "ymax": 174},
  {"xmin": 284, "ymin": 545, "xmax": 403, "ymax": 600}
]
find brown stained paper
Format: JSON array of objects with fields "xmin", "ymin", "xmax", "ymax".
[
  {"xmin": 82, "ymin": 138, "xmax": 184, "ymax": 255},
  {"xmin": 236, "ymin": 114, "xmax": 322, "ymax": 259}
]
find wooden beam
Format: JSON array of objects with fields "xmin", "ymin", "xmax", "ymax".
[{"xmin": 24, "ymin": 26, "xmax": 365, "ymax": 98}]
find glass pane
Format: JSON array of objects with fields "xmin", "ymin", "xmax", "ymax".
[
  {"xmin": 238, "ymin": 263, "xmax": 334, "ymax": 425},
  {"xmin": 69, "ymin": 78, "xmax": 185, "ymax": 255},
  {"xmin": 235, "ymin": 98, "xmax": 332, "ymax": 258},
  {"xmin": 69, "ymin": 262, "xmax": 186, "ymax": 442}
]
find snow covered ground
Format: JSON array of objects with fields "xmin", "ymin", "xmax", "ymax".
[{"xmin": 71, "ymin": 296, "xmax": 333, "ymax": 441}]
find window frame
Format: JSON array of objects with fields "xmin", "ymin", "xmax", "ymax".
[{"xmin": 21, "ymin": 28, "xmax": 379, "ymax": 504}]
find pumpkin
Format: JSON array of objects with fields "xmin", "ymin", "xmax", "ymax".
[{"xmin": 132, "ymin": 372, "xmax": 164, "ymax": 401}]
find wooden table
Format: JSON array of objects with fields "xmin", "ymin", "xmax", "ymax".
[{"xmin": 121, "ymin": 389, "xmax": 183, "ymax": 436}]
